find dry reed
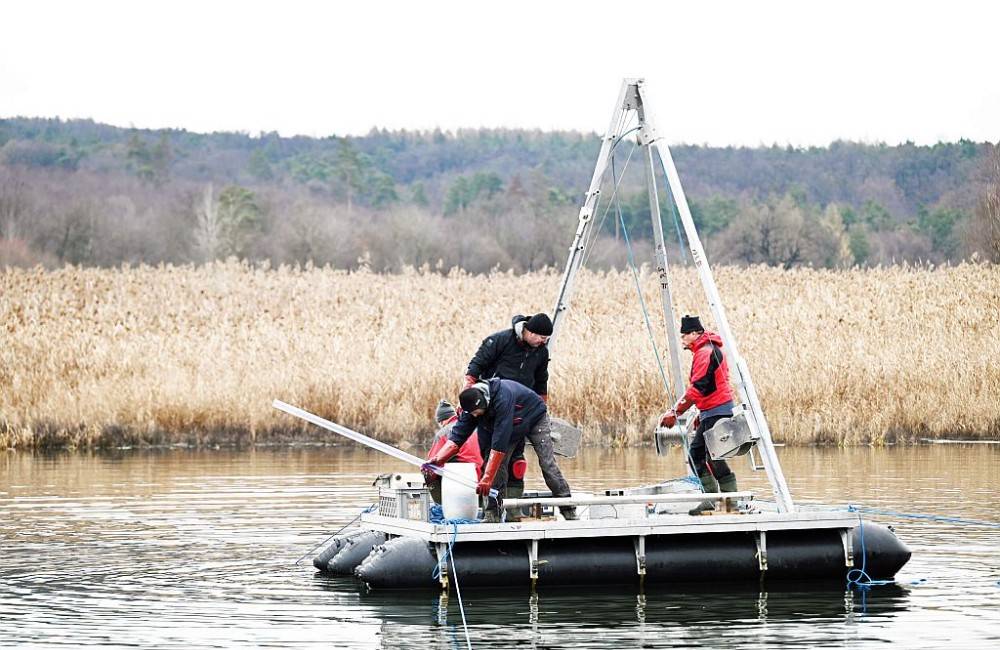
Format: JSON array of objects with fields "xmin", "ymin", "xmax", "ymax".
[{"xmin": 2, "ymin": 261, "xmax": 998, "ymax": 449}]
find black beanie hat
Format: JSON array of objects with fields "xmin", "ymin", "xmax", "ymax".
[
  {"xmin": 524, "ymin": 313, "xmax": 553, "ymax": 336},
  {"xmin": 459, "ymin": 385, "xmax": 490, "ymax": 413},
  {"xmin": 680, "ymin": 314, "xmax": 704, "ymax": 334},
  {"xmin": 434, "ymin": 399, "xmax": 456, "ymax": 424}
]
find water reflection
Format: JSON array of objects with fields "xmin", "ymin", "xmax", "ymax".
[{"xmin": 1, "ymin": 445, "xmax": 999, "ymax": 649}]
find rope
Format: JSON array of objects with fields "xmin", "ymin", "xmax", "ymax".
[
  {"xmin": 295, "ymin": 502, "xmax": 376, "ymax": 566},
  {"xmin": 580, "ymin": 134, "xmax": 638, "ymax": 271},
  {"xmin": 430, "ymin": 518, "xmax": 476, "ymax": 650},
  {"xmin": 614, "ymin": 165, "xmax": 671, "ymax": 397},
  {"xmin": 845, "ymin": 504, "xmax": 1000, "ymax": 528},
  {"xmin": 845, "ymin": 506, "xmax": 895, "ymax": 590},
  {"xmin": 655, "ymin": 155, "xmax": 691, "ymax": 266}
]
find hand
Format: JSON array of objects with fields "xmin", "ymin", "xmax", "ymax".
[
  {"xmin": 463, "ymin": 375, "xmax": 477, "ymax": 390},
  {"xmin": 427, "ymin": 440, "xmax": 459, "ymax": 468},
  {"xmin": 420, "ymin": 462, "xmax": 440, "ymax": 484},
  {"xmin": 476, "ymin": 450, "xmax": 507, "ymax": 497},
  {"xmin": 660, "ymin": 409, "xmax": 677, "ymax": 428}
]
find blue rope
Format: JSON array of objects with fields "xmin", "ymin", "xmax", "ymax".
[
  {"xmin": 430, "ymin": 519, "xmax": 474, "ymax": 650},
  {"xmin": 845, "ymin": 505, "xmax": 895, "ymax": 590},
  {"xmin": 655, "ymin": 155, "xmax": 691, "ymax": 266},
  {"xmin": 613, "ymin": 160, "xmax": 672, "ymax": 400},
  {"xmin": 846, "ymin": 504, "xmax": 1000, "ymax": 528},
  {"xmin": 428, "ymin": 504, "xmax": 480, "ymax": 525}
]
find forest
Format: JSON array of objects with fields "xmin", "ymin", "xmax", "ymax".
[{"xmin": 1, "ymin": 117, "xmax": 998, "ymax": 272}]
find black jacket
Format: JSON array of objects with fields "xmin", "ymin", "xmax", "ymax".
[
  {"xmin": 448, "ymin": 378, "xmax": 547, "ymax": 453},
  {"xmin": 466, "ymin": 315, "xmax": 550, "ymax": 395}
]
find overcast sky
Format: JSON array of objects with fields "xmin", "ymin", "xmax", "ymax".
[{"xmin": 2, "ymin": 0, "xmax": 997, "ymax": 146}]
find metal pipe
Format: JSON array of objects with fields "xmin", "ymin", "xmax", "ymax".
[
  {"xmin": 503, "ymin": 492, "xmax": 753, "ymax": 508},
  {"xmin": 272, "ymin": 400, "xmax": 494, "ymax": 496}
]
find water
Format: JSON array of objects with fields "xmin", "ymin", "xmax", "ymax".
[{"xmin": 1, "ymin": 445, "xmax": 998, "ymax": 649}]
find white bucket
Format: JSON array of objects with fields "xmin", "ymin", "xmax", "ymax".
[{"xmin": 441, "ymin": 463, "xmax": 479, "ymax": 521}]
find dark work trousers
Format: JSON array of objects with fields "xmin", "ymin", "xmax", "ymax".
[
  {"xmin": 481, "ymin": 414, "xmax": 572, "ymax": 510},
  {"xmin": 690, "ymin": 414, "xmax": 735, "ymax": 480}
]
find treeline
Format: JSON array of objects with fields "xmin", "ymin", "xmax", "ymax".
[{"xmin": 0, "ymin": 117, "xmax": 997, "ymax": 271}]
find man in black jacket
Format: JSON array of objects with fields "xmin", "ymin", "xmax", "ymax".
[
  {"xmin": 462, "ymin": 313, "xmax": 576, "ymax": 521},
  {"xmin": 427, "ymin": 378, "xmax": 574, "ymax": 522}
]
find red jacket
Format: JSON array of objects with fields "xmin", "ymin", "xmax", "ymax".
[
  {"xmin": 684, "ymin": 331, "xmax": 733, "ymax": 411},
  {"xmin": 427, "ymin": 416, "xmax": 484, "ymax": 477}
]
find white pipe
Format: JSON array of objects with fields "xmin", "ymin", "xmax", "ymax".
[
  {"xmin": 272, "ymin": 400, "xmax": 494, "ymax": 496},
  {"xmin": 503, "ymin": 492, "xmax": 753, "ymax": 508}
]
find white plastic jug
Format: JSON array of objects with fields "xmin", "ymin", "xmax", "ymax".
[{"xmin": 441, "ymin": 462, "xmax": 479, "ymax": 521}]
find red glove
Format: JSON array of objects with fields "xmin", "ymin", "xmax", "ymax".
[
  {"xmin": 476, "ymin": 450, "xmax": 507, "ymax": 496},
  {"xmin": 539, "ymin": 394, "xmax": 548, "ymax": 403},
  {"xmin": 422, "ymin": 439, "xmax": 459, "ymax": 484},
  {"xmin": 660, "ymin": 410, "xmax": 677, "ymax": 428},
  {"xmin": 427, "ymin": 439, "xmax": 459, "ymax": 467},
  {"xmin": 463, "ymin": 375, "xmax": 477, "ymax": 390}
]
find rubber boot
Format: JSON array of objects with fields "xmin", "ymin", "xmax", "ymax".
[
  {"xmin": 718, "ymin": 473, "xmax": 738, "ymax": 492},
  {"xmin": 483, "ymin": 508, "xmax": 502, "ymax": 523},
  {"xmin": 504, "ymin": 483, "xmax": 524, "ymax": 522},
  {"xmin": 717, "ymin": 473, "xmax": 738, "ymax": 513},
  {"xmin": 689, "ymin": 471, "xmax": 719, "ymax": 516},
  {"xmin": 560, "ymin": 506, "xmax": 578, "ymax": 521}
]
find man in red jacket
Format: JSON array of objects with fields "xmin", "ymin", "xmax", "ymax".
[
  {"xmin": 423, "ymin": 399, "xmax": 484, "ymax": 504},
  {"xmin": 660, "ymin": 315, "xmax": 739, "ymax": 515}
]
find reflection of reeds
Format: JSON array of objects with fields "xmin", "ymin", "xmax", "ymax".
[{"xmin": 2, "ymin": 261, "xmax": 998, "ymax": 449}]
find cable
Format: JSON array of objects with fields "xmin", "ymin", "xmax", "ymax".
[
  {"xmin": 845, "ymin": 506, "xmax": 896, "ymax": 590},
  {"xmin": 295, "ymin": 502, "xmax": 376, "ymax": 566},
  {"xmin": 429, "ymin": 517, "xmax": 477, "ymax": 650}
]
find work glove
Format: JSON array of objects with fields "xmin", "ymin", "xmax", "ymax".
[
  {"xmin": 660, "ymin": 410, "xmax": 677, "ymax": 428},
  {"xmin": 421, "ymin": 440, "xmax": 460, "ymax": 483},
  {"xmin": 463, "ymin": 374, "xmax": 477, "ymax": 390},
  {"xmin": 476, "ymin": 450, "xmax": 507, "ymax": 497},
  {"xmin": 539, "ymin": 393, "xmax": 548, "ymax": 403}
]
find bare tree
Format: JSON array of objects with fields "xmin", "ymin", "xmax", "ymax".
[
  {"xmin": 194, "ymin": 184, "xmax": 221, "ymax": 262},
  {"xmin": 0, "ymin": 171, "xmax": 30, "ymax": 240},
  {"xmin": 970, "ymin": 144, "xmax": 1000, "ymax": 262}
]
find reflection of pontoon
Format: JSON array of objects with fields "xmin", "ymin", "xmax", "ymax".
[{"xmin": 300, "ymin": 79, "xmax": 910, "ymax": 590}]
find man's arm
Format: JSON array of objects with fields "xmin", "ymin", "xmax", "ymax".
[
  {"xmin": 447, "ymin": 411, "xmax": 478, "ymax": 447},
  {"xmin": 467, "ymin": 334, "xmax": 501, "ymax": 382},
  {"xmin": 534, "ymin": 348, "xmax": 549, "ymax": 398}
]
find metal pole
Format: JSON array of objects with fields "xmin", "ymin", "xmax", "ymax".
[
  {"xmin": 634, "ymin": 81, "xmax": 795, "ymax": 513},
  {"xmin": 549, "ymin": 79, "xmax": 635, "ymax": 354},
  {"xmin": 638, "ymin": 117, "xmax": 686, "ymax": 403}
]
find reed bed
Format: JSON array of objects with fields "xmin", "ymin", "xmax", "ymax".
[{"xmin": 2, "ymin": 261, "xmax": 998, "ymax": 449}]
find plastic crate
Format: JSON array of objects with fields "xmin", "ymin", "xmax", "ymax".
[{"xmin": 377, "ymin": 485, "xmax": 431, "ymax": 521}]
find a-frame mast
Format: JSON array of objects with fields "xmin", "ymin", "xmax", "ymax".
[{"xmin": 551, "ymin": 78, "xmax": 795, "ymax": 513}]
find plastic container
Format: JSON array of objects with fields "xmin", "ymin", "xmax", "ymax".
[{"xmin": 441, "ymin": 462, "xmax": 479, "ymax": 520}]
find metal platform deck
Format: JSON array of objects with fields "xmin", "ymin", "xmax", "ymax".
[{"xmin": 360, "ymin": 509, "xmax": 860, "ymax": 544}]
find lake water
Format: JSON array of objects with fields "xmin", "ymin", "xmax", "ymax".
[{"xmin": 1, "ymin": 445, "xmax": 998, "ymax": 649}]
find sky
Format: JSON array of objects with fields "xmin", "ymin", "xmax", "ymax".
[{"xmin": 2, "ymin": 0, "xmax": 998, "ymax": 147}]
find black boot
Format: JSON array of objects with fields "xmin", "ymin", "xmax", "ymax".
[
  {"xmin": 689, "ymin": 471, "xmax": 719, "ymax": 516},
  {"xmin": 560, "ymin": 506, "xmax": 578, "ymax": 521}
]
